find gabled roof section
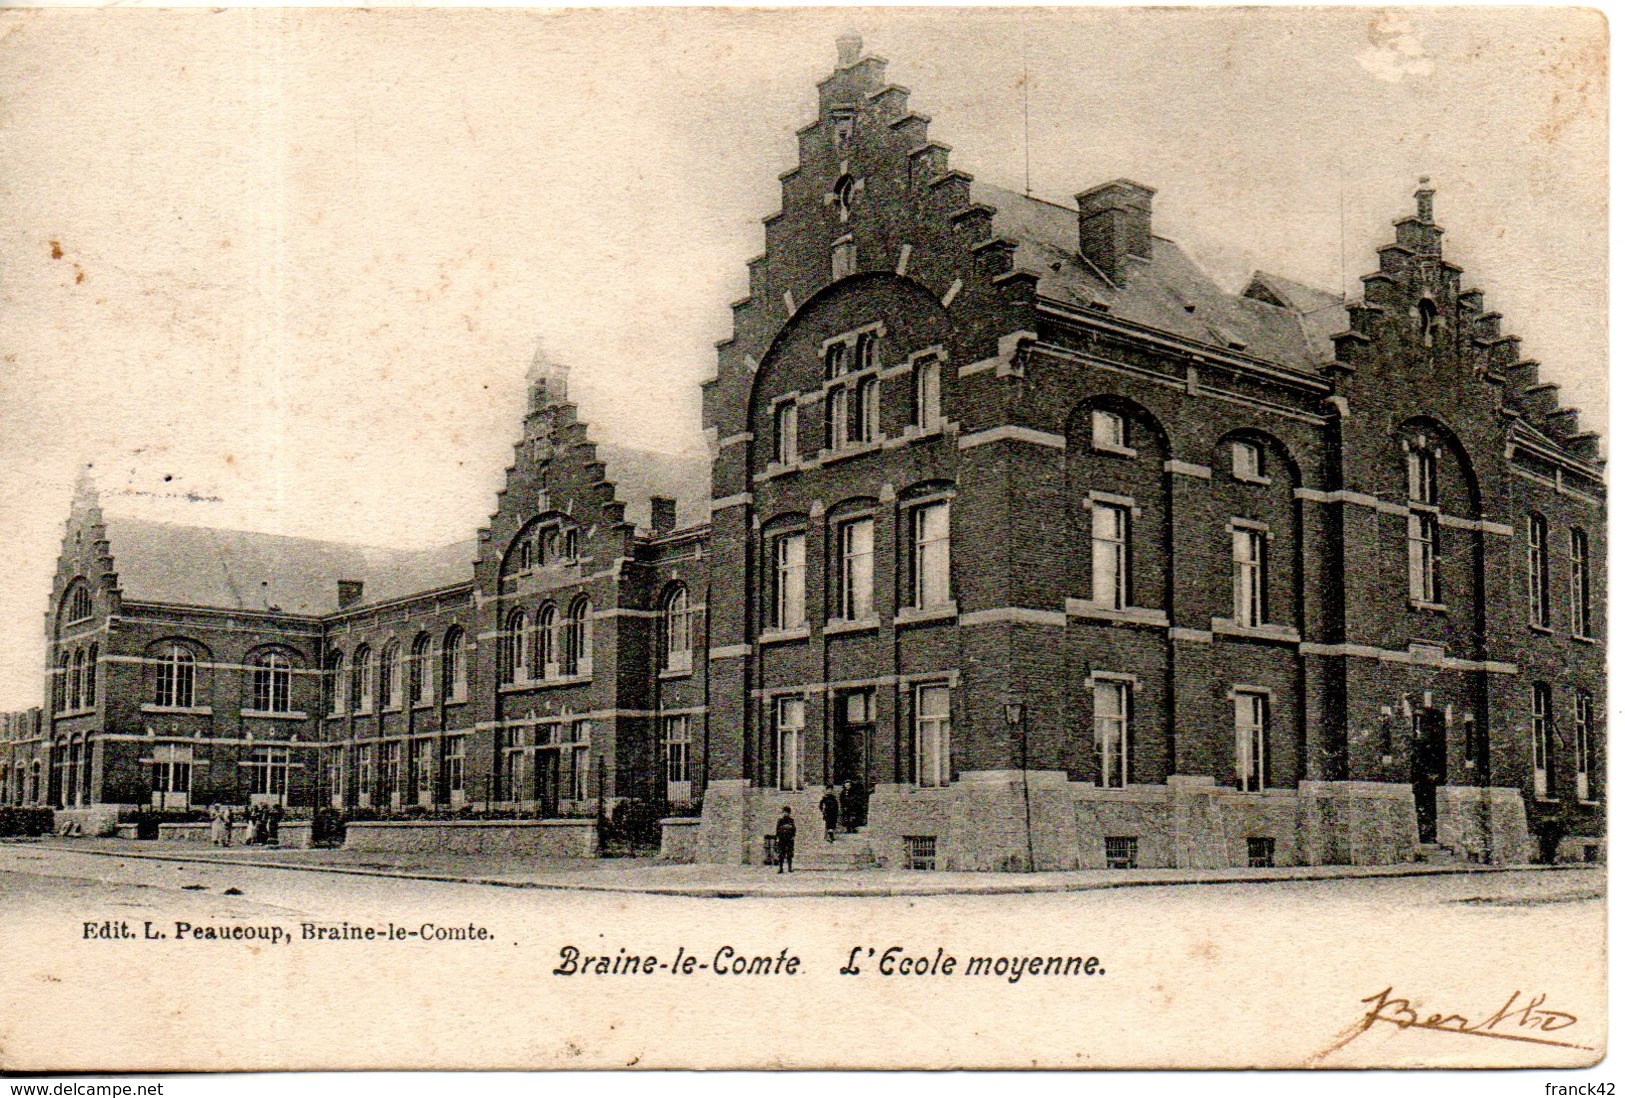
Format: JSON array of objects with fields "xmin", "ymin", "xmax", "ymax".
[
  {"xmin": 101, "ymin": 513, "xmax": 474, "ymax": 616},
  {"xmin": 971, "ymin": 181, "xmax": 1341, "ymax": 373}
]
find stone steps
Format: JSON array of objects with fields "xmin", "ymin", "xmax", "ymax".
[
  {"xmin": 790, "ymin": 831, "xmax": 877, "ymax": 870},
  {"xmin": 1415, "ymin": 842, "xmax": 1467, "ymax": 865}
]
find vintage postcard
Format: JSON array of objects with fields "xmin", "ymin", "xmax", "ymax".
[{"xmin": 0, "ymin": 6, "xmax": 1607, "ymax": 1074}]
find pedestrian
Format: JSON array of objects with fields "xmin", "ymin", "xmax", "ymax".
[
  {"xmin": 840, "ymin": 780, "xmax": 858, "ymax": 833},
  {"xmin": 818, "ymin": 787, "xmax": 839, "ymax": 842},
  {"xmin": 774, "ymin": 806, "xmax": 797, "ymax": 874},
  {"xmin": 220, "ymin": 804, "xmax": 234, "ymax": 848},
  {"xmin": 267, "ymin": 801, "xmax": 283, "ymax": 846}
]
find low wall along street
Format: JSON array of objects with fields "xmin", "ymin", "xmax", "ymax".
[{"xmin": 341, "ymin": 819, "xmax": 600, "ymax": 858}]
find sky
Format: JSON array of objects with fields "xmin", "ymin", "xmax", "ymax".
[{"xmin": 0, "ymin": 7, "xmax": 1607, "ymax": 708}]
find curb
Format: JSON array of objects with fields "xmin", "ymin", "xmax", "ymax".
[{"xmin": 6, "ymin": 839, "xmax": 1598, "ymax": 899}]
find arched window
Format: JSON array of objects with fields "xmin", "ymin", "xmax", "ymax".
[
  {"xmin": 84, "ymin": 644, "xmax": 97, "ymax": 707},
  {"xmin": 1531, "ymin": 683, "xmax": 1555, "ymax": 800},
  {"xmin": 856, "ymin": 330, "xmax": 880, "ymax": 371},
  {"xmin": 379, "ymin": 640, "xmax": 401, "ymax": 708},
  {"xmin": 51, "ymin": 655, "xmax": 65, "ymax": 715},
  {"xmin": 535, "ymin": 604, "xmax": 557, "ymax": 679},
  {"xmin": 503, "ymin": 609, "xmax": 528, "ymax": 685},
  {"xmin": 325, "ymin": 651, "xmax": 345, "ymax": 715},
  {"xmin": 156, "ymin": 645, "xmax": 197, "ymax": 709},
  {"xmin": 1416, "ymin": 297, "xmax": 1439, "ymax": 348},
  {"xmin": 410, "ymin": 633, "xmax": 432, "ymax": 705},
  {"xmin": 351, "ymin": 645, "xmax": 373, "ymax": 713},
  {"xmin": 913, "ymin": 356, "xmax": 941, "ymax": 430},
  {"xmin": 440, "ymin": 627, "xmax": 467, "ymax": 702},
  {"xmin": 662, "ymin": 585, "xmax": 693, "ymax": 673},
  {"xmin": 65, "ymin": 582, "xmax": 93, "ymax": 624},
  {"xmin": 252, "ymin": 652, "xmax": 293, "ymax": 713},
  {"xmin": 562, "ymin": 598, "xmax": 592, "ymax": 676}
]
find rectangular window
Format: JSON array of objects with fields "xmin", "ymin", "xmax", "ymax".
[
  {"xmin": 246, "ymin": 746, "xmax": 292, "ymax": 804},
  {"xmin": 1575, "ymin": 691, "xmax": 1594, "ymax": 802},
  {"xmin": 774, "ymin": 401, "xmax": 798, "ymax": 467},
  {"xmin": 914, "ymin": 684, "xmax": 951, "ymax": 788},
  {"xmin": 775, "ymin": 696, "xmax": 805, "ymax": 792},
  {"xmin": 1407, "ymin": 446, "xmax": 1438, "ymax": 505},
  {"xmin": 1232, "ymin": 526, "xmax": 1266, "ymax": 626},
  {"xmin": 825, "ymin": 386, "xmax": 849, "ymax": 450},
  {"xmin": 1407, "ymin": 512, "xmax": 1442, "ymax": 604},
  {"xmin": 912, "ymin": 501, "xmax": 951, "ymax": 609},
  {"xmin": 914, "ymin": 357, "xmax": 941, "ymax": 430},
  {"xmin": 413, "ymin": 741, "xmax": 434, "ymax": 804},
  {"xmin": 855, "ymin": 375, "xmax": 880, "ymax": 443},
  {"xmin": 1247, "ymin": 837, "xmax": 1276, "ymax": 868},
  {"xmin": 772, "ymin": 532, "xmax": 806, "ymax": 630},
  {"xmin": 1092, "ymin": 409, "xmax": 1126, "ymax": 451},
  {"xmin": 383, "ymin": 741, "xmax": 403, "ymax": 807},
  {"xmin": 445, "ymin": 736, "xmax": 466, "ymax": 806},
  {"xmin": 1091, "ymin": 502, "xmax": 1130, "ymax": 609},
  {"xmin": 150, "ymin": 744, "xmax": 193, "ymax": 809},
  {"xmin": 326, "ymin": 747, "xmax": 345, "ymax": 809},
  {"xmin": 1232, "ymin": 440, "xmax": 1264, "ymax": 481},
  {"xmin": 664, "ymin": 715, "xmax": 692, "ymax": 802},
  {"xmin": 1234, "ymin": 691, "xmax": 1268, "ymax": 792},
  {"xmin": 1528, "ymin": 514, "xmax": 1551, "ymax": 627},
  {"xmin": 356, "ymin": 745, "xmax": 374, "ymax": 809},
  {"xmin": 836, "ymin": 518, "xmax": 875, "ymax": 621},
  {"xmin": 1532, "ymin": 684, "xmax": 1553, "ymax": 800},
  {"xmin": 1094, "ymin": 679, "xmax": 1129, "ymax": 788},
  {"xmin": 831, "ymin": 238, "xmax": 856, "ymax": 280},
  {"xmin": 1570, "ymin": 529, "xmax": 1592, "ymax": 637},
  {"xmin": 903, "ymin": 835, "xmax": 937, "ymax": 871},
  {"xmin": 570, "ymin": 721, "xmax": 592, "ymax": 800}
]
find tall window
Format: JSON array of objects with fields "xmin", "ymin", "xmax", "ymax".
[
  {"xmin": 410, "ymin": 633, "xmax": 432, "ymax": 705},
  {"xmin": 1528, "ymin": 513, "xmax": 1551, "ymax": 627},
  {"xmin": 69, "ymin": 649, "xmax": 84, "ymax": 711},
  {"xmin": 503, "ymin": 609, "xmax": 528, "ymax": 684},
  {"xmin": 84, "ymin": 644, "xmax": 97, "ymax": 707},
  {"xmin": 914, "ymin": 356, "xmax": 941, "ymax": 430},
  {"xmin": 440, "ymin": 628, "xmax": 466, "ymax": 702},
  {"xmin": 445, "ymin": 735, "xmax": 467, "ymax": 805},
  {"xmin": 1091, "ymin": 502, "xmax": 1130, "ymax": 609},
  {"xmin": 1232, "ymin": 526, "xmax": 1267, "ymax": 626},
  {"xmin": 772, "ymin": 532, "xmax": 806, "ymax": 629},
  {"xmin": 503, "ymin": 730, "xmax": 524, "ymax": 803},
  {"xmin": 326, "ymin": 652, "xmax": 345, "ymax": 715},
  {"xmin": 569, "ymin": 721, "xmax": 592, "ymax": 800},
  {"xmin": 1234, "ymin": 691, "xmax": 1268, "ymax": 792},
  {"xmin": 1407, "ymin": 444, "xmax": 1441, "ymax": 604},
  {"xmin": 1406, "ymin": 443, "xmax": 1438, "ymax": 505},
  {"xmin": 664, "ymin": 714, "xmax": 692, "ymax": 802},
  {"xmin": 413, "ymin": 740, "xmax": 434, "ymax": 803},
  {"xmin": 562, "ymin": 598, "xmax": 591, "ymax": 676},
  {"xmin": 252, "ymin": 652, "xmax": 293, "ymax": 713},
  {"xmin": 662, "ymin": 586, "xmax": 694, "ymax": 672},
  {"xmin": 1094, "ymin": 679, "xmax": 1129, "ymax": 788},
  {"xmin": 326, "ymin": 747, "xmax": 345, "ymax": 808},
  {"xmin": 383, "ymin": 741, "xmax": 403, "ymax": 807},
  {"xmin": 856, "ymin": 330, "xmax": 880, "ymax": 372},
  {"xmin": 156, "ymin": 645, "xmax": 197, "ymax": 709},
  {"xmin": 774, "ymin": 401, "xmax": 798, "ymax": 466},
  {"xmin": 1092, "ymin": 409, "xmax": 1127, "ymax": 451},
  {"xmin": 356, "ymin": 744, "xmax": 374, "ymax": 808},
  {"xmin": 1570, "ymin": 528, "xmax": 1593, "ymax": 637},
  {"xmin": 855, "ymin": 375, "xmax": 880, "ymax": 443},
  {"xmin": 824, "ymin": 342, "xmax": 849, "ymax": 380},
  {"xmin": 246, "ymin": 746, "xmax": 291, "ymax": 805},
  {"xmin": 561, "ymin": 527, "xmax": 580, "ymax": 564},
  {"xmin": 776, "ymin": 696, "xmax": 805, "ymax": 792},
  {"xmin": 836, "ymin": 518, "xmax": 875, "ymax": 621},
  {"xmin": 379, "ymin": 640, "xmax": 401, "ymax": 708},
  {"xmin": 912, "ymin": 501, "xmax": 951, "ymax": 609},
  {"xmin": 825, "ymin": 386, "xmax": 849, "ymax": 450},
  {"xmin": 352, "ymin": 645, "xmax": 373, "ymax": 713},
  {"xmin": 1531, "ymin": 683, "xmax": 1554, "ymax": 800},
  {"xmin": 915, "ymin": 683, "xmax": 951, "ymax": 788},
  {"xmin": 1575, "ymin": 690, "xmax": 1595, "ymax": 802},
  {"xmin": 535, "ymin": 605, "xmax": 557, "ymax": 678}
]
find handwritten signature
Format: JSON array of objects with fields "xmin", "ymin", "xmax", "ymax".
[{"xmin": 1314, "ymin": 986, "xmax": 1593, "ymax": 1060}]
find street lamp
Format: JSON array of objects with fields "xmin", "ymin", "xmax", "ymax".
[{"xmin": 1005, "ymin": 701, "xmax": 1034, "ymax": 873}]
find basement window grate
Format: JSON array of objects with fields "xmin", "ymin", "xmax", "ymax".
[
  {"xmin": 903, "ymin": 835, "xmax": 938, "ymax": 871},
  {"xmin": 1247, "ymin": 837, "xmax": 1276, "ymax": 868},
  {"xmin": 1104, "ymin": 836, "xmax": 1138, "ymax": 870}
]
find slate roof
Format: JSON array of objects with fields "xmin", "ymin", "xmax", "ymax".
[
  {"xmin": 971, "ymin": 182, "xmax": 1345, "ymax": 373},
  {"xmin": 101, "ymin": 514, "xmax": 475, "ymax": 616}
]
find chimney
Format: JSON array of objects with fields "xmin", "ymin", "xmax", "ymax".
[
  {"xmin": 337, "ymin": 580, "xmax": 364, "ymax": 609},
  {"xmin": 650, "ymin": 496, "xmax": 677, "ymax": 536},
  {"xmin": 836, "ymin": 33, "xmax": 863, "ymax": 68},
  {"xmin": 1075, "ymin": 180, "xmax": 1156, "ymax": 282},
  {"xmin": 1415, "ymin": 176, "xmax": 1435, "ymax": 223}
]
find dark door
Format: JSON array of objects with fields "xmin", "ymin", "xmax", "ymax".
[
  {"xmin": 833, "ymin": 689, "xmax": 874, "ymax": 828},
  {"xmin": 1412, "ymin": 709, "xmax": 1447, "ymax": 843}
]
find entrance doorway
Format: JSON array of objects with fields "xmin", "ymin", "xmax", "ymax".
[
  {"xmin": 536, "ymin": 751, "xmax": 560, "ymax": 817},
  {"xmin": 833, "ymin": 689, "xmax": 873, "ymax": 829},
  {"xmin": 1412, "ymin": 708, "xmax": 1447, "ymax": 843}
]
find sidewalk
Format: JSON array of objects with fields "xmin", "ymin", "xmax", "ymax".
[{"xmin": 8, "ymin": 836, "xmax": 1594, "ymax": 898}]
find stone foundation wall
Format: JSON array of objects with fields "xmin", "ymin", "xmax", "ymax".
[
  {"xmin": 659, "ymin": 817, "xmax": 700, "ymax": 863},
  {"xmin": 1436, "ymin": 785, "xmax": 1533, "ymax": 864},
  {"xmin": 343, "ymin": 819, "xmax": 598, "ymax": 858}
]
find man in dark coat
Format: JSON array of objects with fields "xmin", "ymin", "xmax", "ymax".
[
  {"xmin": 818, "ymin": 787, "xmax": 840, "ymax": 842},
  {"xmin": 774, "ymin": 806, "xmax": 797, "ymax": 873}
]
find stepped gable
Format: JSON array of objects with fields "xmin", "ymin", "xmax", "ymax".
[
  {"xmin": 702, "ymin": 35, "xmax": 1042, "ymax": 442},
  {"xmin": 478, "ymin": 354, "xmax": 640, "ymax": 570},
  {"xmin": 1332, "ymin": 179, "xmax": 1601, "ymax": 467}
]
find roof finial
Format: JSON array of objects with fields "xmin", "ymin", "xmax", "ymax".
[{"xmin": 527, "ymin": 340, "xmax": 569, "ymax": 409}]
